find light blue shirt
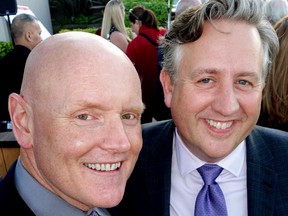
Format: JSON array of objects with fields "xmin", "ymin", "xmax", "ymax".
[{"xmin": 14, "ymin": 159, "xmax": 110, "ymax": 216}]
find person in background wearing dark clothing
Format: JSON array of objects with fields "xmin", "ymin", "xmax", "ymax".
[
  {"xmin": 127, "ymin": 5, "xmax": 170, "ymax": 123},
  {"xmin": 0, "ymin": 13, "xmax": 42, "ymax": 132},
  {"xmin": 115, "ymin": 0, "xmax": 288, "ymax": 215},
  {"xmin": 0, "ymin": 32, "xmax": 144, "ymax": 215},
  {"xmin": 257, "ymin": 15, "xmax": 288, "ymax": 131}
]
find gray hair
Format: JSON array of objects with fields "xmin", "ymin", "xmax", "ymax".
[
  {"xmin": 11, "ymin": 13, "xmax": 38, "ymax": 39},
  {"xmin": 161, "ymin": 0, "xmax": 279, "ymax": 83}
]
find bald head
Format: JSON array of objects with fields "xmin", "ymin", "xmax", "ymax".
[{"xmin": 21, "ymin": 32, "xmax": 140, "ymax": 106}]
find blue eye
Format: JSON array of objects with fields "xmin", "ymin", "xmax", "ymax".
[
  {"xmin": 201, "ymin": 78, "xmax": 212, "ymax": 84},
  {"xmin": 238, "ymin": 80, "xmax": 249, "ymax": 85}
]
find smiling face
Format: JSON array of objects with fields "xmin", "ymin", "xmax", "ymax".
[
  {"xmin": 12, "ymin": 33, "xmax": 144, "ymax": 210},
  {"xmin": 161, "ymin": 20, "xmax": 264, "ymax": 163}
]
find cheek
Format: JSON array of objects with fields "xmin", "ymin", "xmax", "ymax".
[
  {"xmin": 126, "ymin": 128, "xmax": 142, "ymax": 153},
  {"xmin": 171, "ymin": 86, "xmax": 212, "ymax": 123},
  {"xmin": 171, "ymin": 86, "xmax": 199, "ymax": 111},
  {"xmin": 241, "ymin": 92, "xmax": 262, "ymax": 115},
  {"xmin": 47, "ymin": 128, "xmax": 84, "ymax": 156},
  {"xmin": 131, "ymin": 25, "xmax": 135, "ymax": 32},
  {"xmin": 134, "ymin": 26, "xmax": 139, "ymax": 34}
]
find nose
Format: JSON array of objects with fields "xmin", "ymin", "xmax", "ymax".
[
  {"xmin": 100, "ymin": 118, "xmax": 131, "ymax": 153},
  {"xmin": 212, "ymin": 83, "xmax": 240, "ymax": 116}
]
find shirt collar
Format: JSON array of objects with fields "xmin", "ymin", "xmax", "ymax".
[
  {"xmin": 175, "ymin": 128, "xmax": 246, "ymax": 177},
  {"xmin": 15, "ymin": 159, "xmax": 86, "ymax": 216}
]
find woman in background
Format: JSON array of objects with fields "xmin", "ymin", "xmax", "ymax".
[
  {"xmin": 127, "ymin": 5, "xmax": 170, "ymax": 123},
  {"xmin": 101, "ymin": 0, "xmax": 130, "ymax": 52}
]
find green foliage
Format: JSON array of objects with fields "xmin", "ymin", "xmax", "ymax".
[
  {"xmin": 50, "ymin": 0, "xmax": 109, "ymax": 25},
  {"xmin": 49, "ymin": 0, "xmax": 91, "ymax": 20},
  {"xmin": 59, "ymin": 27, "xmax": 98, "ymax": 34},
  {"xmin": 73, "ymin": 14, "xmax": 94, "ymax": 24},
  {"xmin": 124, "ymin": 1, "xmax": 168, "ymax": 28},
  {"xmin": 125, "ymin": 0, "xmax": 167, "ymax": 2},
  {"xmin": 0, "ymin": 42, "xmax": 13, "ymax": 59},
  {"xmin": 50, "ymin": 0, "xmax": 169, "ymax": 30}
]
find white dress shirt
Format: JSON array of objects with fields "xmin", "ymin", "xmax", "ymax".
[{"xmin": 170, "ymin": 129, "xmax": 247, "ymax": 216}]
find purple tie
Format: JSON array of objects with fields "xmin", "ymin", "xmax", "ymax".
[{"xmin": 195, "ymin": 164, "xmax": 228, "ymax": 216}]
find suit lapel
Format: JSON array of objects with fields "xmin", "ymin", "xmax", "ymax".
[
  {"xmin": 246, "ymin": 128, "xmax": 278, "ymax": 216},
  {"xmin": 0, "ymin": 161, "xmax": 35, "ymax": 215},
  {"xmin": 144, "ymin": 120, "xmax": 175, "ymax": 216}
]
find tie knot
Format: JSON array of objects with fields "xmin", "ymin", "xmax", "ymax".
[{"xmin": 197, "ymin": 164, "xmax": 223, "ymax": 185}]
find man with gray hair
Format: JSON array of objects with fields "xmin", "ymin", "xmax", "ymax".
[{"xmin": 115, "ymin": 0, "xmax": 288, "ymax": 215}]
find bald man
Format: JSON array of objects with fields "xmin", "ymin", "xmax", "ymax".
[
  {"xmin": 0, "ymin": 13, "xmax": 42, "ymax": 130},
  {"xmin": 0, "ymin": 32, "xmax": 144, "ymax": 216}
]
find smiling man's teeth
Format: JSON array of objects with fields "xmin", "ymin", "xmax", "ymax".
[
  {"xmin": 85, "ymin": 162, "xmax": 121, "ymax": 171},
  {"xmin": 206, "ymin": 119, "xmax": 233, "ymax": 129}
]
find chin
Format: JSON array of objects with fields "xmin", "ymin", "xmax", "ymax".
[{"xmin": 99, "ymin": 189, "xmax": 125, "ymax": 207}]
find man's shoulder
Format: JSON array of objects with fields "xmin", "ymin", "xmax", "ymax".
[
  {"xmin": 0, "ymin": 45, "xmax": 30, "ymax": 62},
  {"xmin": 248, "ymin": 125, "xmax": 288, "ymax": 153},
  {"xmin": 142, "ymin": 119, "xmax": 174, "ymax": 132},
  {"xmin": 141, "ymin": 120, "xmax": 175, "ymax": 145},
  {"xmin": 252, "ymin": 125, "xmax": 288, "ymax": 141}
]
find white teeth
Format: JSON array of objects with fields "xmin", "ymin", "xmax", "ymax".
[
  {"xmin": 206, "ymin": 119, "xmax": 232, "ymax": 129},
  {"xmin": 85, "ymin": 162, "xmax": 121, "ymax": 171}
]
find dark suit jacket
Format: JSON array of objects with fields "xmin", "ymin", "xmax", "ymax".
[
  {"xmin": 0, "ymin": 161, "xmax": 35, "ymax": 215},
  {"xmin": 115, "ymin": 120, "xmax": 288, "ymax": 216}
]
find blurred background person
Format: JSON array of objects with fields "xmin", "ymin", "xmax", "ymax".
[
  {"xmin": 127, "ymin": 5, "xmax": 170, "ymax": 123},
  {"xmin": 0, "ymin": 13, "xmax": 42, "ymax": 132},
  {"xmin": 257, "ymin": 15, "xmax": 288, "ymax": 131},
  {"xmin": 264, "ymin": 0, "xmax": 288, "ymax": 25},
  {"xmin": 175, "ymin": 0, "xmax": 202, "ymax": 17},
  {"xmin": 101, "ymin": 0, "xmax": 130, "ymax": 53}
]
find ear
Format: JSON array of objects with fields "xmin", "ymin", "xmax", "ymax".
[
  {"xmin": 160, "ymin": 69, "xmax": 173, "ymax": 108},
  {"xmin": 9, "ymin": 93, "xmax": 33, "ymax": 149},
  {"xmin": 24, "ymin": 31, "xmax": 33, "ymax": 42}
]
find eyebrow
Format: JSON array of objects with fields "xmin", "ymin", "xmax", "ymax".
[
  {"xmin": 190, "ymin": 68, "xmax": 260, "ymax": 77},
  {"xmin": 73, "ymin": 100, "xmax": 145, "ymax": 115}
]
